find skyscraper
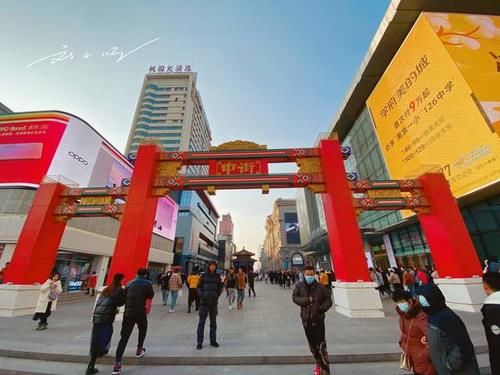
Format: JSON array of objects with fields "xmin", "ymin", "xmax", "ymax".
[
  {"xmin": 126, "ymin": 67, "xmax": 220, "ymax": 271},
  {"xmin": 218, "ymin": 213, "xmax": 236, "ymax": 269},
  {"xmin": 125, "ymin": 67, "xmax": 211, "ymax": 175},
  {"xmin": 218, "ymin": 214, "xmax": 234, "ymax": 238}
]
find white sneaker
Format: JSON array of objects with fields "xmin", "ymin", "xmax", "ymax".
[
  {"xmin": 169, "ymin": 309, "xmax": 174, "ymax": 313},
  {"xmin": 229, "ymin": 305, "xmax": 233, "ymax": 311}
]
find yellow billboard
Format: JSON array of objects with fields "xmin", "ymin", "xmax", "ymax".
[{"xmin": 367, "ymin": 13, "xmax": 500, "ymax": 200}]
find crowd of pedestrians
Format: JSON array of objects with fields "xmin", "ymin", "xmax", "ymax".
[
  {"xmin": 264, "ymin": 269, "xmax": 335, "ymax": 292},
  {"xmin": 15, "ymin": 254, "xmax": 500, "ymax": 375}
]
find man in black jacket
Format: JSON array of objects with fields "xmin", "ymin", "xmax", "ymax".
[
  {"xmin": 292, "ymin": 265, "xmax": 333, "ymax": 375},
  {"xmin": 248, "ymin": 269, "xmax": 256, "ymax": 297},
  {"xmin": 112, "ymin": 268, "xmax": 154, "ymax": 375},
  {"xmin": 196, "ymin": 261, "xmax": 223, "ymax": 350},
  {"xmin": 482, "ymin": 272, "xmax": 500, "ymax": 375}
]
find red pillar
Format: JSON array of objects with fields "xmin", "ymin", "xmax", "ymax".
[
  {"xmin": 4, "ymin": 183, "xmax": 67, "ymax": 284},
  {"xmin": 107, "ymin": 144, "xmax": 160, "ymax": 284},
  {"xmin": 417, "ymin": 173, "xmax": 482, "ymax": 278},
  {"xmin": 320, "ymin": 138, "xmax": 370, "ymax": 282}
]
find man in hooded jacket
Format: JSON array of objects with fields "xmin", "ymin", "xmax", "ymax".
[
  {"xmin": 416, "ymin": 283, "xmax": 479, "ymax": 375},
  {"xmin": 196, "ymin": 261, "xmax": 223, "ymax": 350}
]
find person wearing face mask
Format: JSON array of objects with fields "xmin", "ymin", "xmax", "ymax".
[
  {"xmin": 292, "ymin": 265, "xmax": 333, "ymax": 375},
  {"xmin": 393, "ymin": 290, "xmax": 436, "ymax": 375},
  {"xmin": 416, "ymin": 283, "xmax": 479, "ymax": 375}
]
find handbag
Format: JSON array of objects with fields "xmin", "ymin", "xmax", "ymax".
[
  {"xmin": 48, "ymin": 291, "xmax": 58, "ymax": 301},
  {"xmin": 400, "ymin": 319, "xmax": 414, "ymax": 371},
  {"xmin": 178, "ymin": 289, "xmax": 183, "ymax": 298}
]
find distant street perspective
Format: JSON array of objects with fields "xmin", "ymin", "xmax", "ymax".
[{"xmin": 0, "ymin": 1, "xmax": 499, "ymax": 375}]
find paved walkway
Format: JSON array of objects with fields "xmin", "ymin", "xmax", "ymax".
[
  {"xmin": 0, "ymin": 283, "xmax": 488, "ymax": 365},
  {"xmin": 0, "ymin": 356, "xmax": 493, "ymax": 375}
]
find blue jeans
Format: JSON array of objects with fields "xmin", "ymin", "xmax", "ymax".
[
  {"xmin": 162, "ymin": 289, "xmax": 169, "ymax": 305},
  {"xmin": 170, "ymin": 290, "xmax": 179, "ymax": 310},
  {"xmin": 237, "ymin": 289, "xmax": 245, "ymax": 305}
]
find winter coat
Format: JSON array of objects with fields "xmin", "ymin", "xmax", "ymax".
[
  {"xmin": 292, "ymin": 280, "xmax": 332, "ymax": 325},
  {"xmin": 320, "ymin": 272, "xmax": 330, "ymax": 286},
  {"xmin": 397, "ymin": 309, "xmax": 436, "ymax": 375},
  {"xmin": 187, "ymin": 274, "xmax": 201, "ymax": 289},
  {"xmin": 88, "ymin": 274, "xmax": 98, "ymax": 289},
  {"xmin": 160, "ymin": 272, "xmax": 172, "ymax": 290},
  {"xmin": 35, "ymin": 279, "xmax": 62, "ymax": 313},
  {"xmin": 92, "ymin": 287, "xmax": 126, "ymax": 324},
  {"xmin": 235, "ymin": 273, "xmax": 247, "ymax": 289},
  {"xmin": 248, "ymin": 272, "xmax": 256, "ymax": 286},
  {"xmin": 197, "ymin": 271, "xmax": 223, "ymax": 306},
  {"xmin": 168, "ymin": 273, "xmax": 182, "ymax": 291},
  {"xmin": 417, "ymin": 284, "xmax": 480, "ymax": 375},
  {"xmin": 225, "ymin": 273, "xmax": 237, "ymax": 289},
  {"xmin": 484, "ymin": 262, "xmax": 500, "ymax": 274},
  {"xmin": 481, "ymin": 291, "xmax": 500, "ymax": 375},
  {"xmin": 403, "ymin": 272, "xmax": 415, "ymax": 287},
  {"xmin": 123, "ymin": 277, "xmax": 154, "ymax": 317},
  {"xmin": 389, "ymin": 273, "xmax": 401, "ymax": 285},
  {"xmin": 417, "ymin": 270, "xmax": 429, "ymax": 286}
]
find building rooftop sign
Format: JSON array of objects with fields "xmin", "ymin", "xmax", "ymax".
[{"xmin": 147, "ymin": 64, "xmax": 192, "ymax": 73}]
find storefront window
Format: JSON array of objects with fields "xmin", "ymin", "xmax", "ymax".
[{"xmin": 54, "ymin": 251, "xmax": 95, "ymax": 293}]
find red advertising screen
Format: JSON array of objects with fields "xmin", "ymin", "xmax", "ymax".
[{"xmin": 0, "ymin": 114, "xmax": 68, "ymax": 186}]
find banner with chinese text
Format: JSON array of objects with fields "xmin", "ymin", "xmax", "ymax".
[{"xmin": 366, "ymin": 13, "xmax": 500, "ymax": 200}]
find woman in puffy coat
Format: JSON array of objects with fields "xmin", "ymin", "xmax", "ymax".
[
  {"xmin": 86, "ymin": 273, "xmax": 126, "ymax": 375},
  {"xmin": 393, "ymin": 290, "xmax": 436, "ymax": 375},
  {"xmin": 33, "ymin": 272, "xmax": 62, "ymax": 331},
  {"xmin": 417, "ymin": 283, "xmax": 480, "ymax": 375}
]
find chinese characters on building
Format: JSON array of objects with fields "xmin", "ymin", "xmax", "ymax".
[
  {"xmin": 215, "ymin": 160, "xmax": 265, "ymax": 175},
  {"xmin": 148, "ymin": 64, "xmax": 192, "ymax": 73},
  {"xmin": 0, "ymin": 124, "xmax": 49, "ymax": 137}
]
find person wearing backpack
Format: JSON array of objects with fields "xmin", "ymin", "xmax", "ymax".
[
  {"xmin": 33, "ymin": 272, "xmax": 62, "ymax": 331},
  {"xmin": 86, "ymin": 273, "xmax": 126, "ymax": 375}
]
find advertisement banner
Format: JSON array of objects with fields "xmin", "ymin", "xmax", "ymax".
[
  {"xmin": 0, "ymin": 112, "xmax": 178, "ymax": 240},
  {"xmin": 284, "ymin": 212, "xmax": 301, "ymax": 245},
  {"xmin": 366, "ymin": 14, "xmax": 500, "ymax": 199},
  {"xmin": 0, "ymin": 113, "xmax": 69, "ymax": 186},
  {"xmin": 425, "ymin": 13, "xmax": 500, "ymax": 135}
]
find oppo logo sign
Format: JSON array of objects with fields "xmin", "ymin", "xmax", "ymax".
[{"xmin": 68, "ymin": 151, "xmax": 89, "ymax": 165}]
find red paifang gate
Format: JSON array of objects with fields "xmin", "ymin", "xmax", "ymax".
[{"xmin": 3, "ymin": 137, "xmax": 483, "ymax": 317}]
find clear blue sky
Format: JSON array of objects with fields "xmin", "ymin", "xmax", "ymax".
[{"xmin": 1, "ymin": 0, "xmax": 390, "ymax": 259}]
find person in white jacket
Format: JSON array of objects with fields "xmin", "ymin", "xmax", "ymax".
[{"xmin": 33, "ymin": 272, "xmax": 62, "ymax": 331}]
